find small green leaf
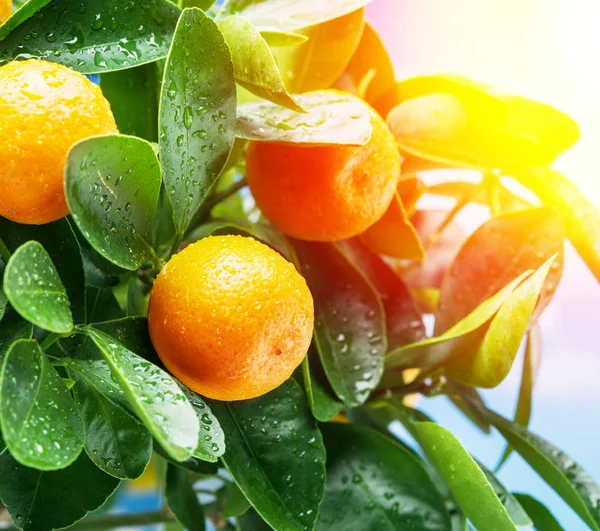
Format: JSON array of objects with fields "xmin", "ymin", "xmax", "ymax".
[
  {"xmin": 0, "ymin": 451, "xmax": 120, "ymax": 531},
  {"xmin": 154, "ymin": 442, "xmax": 219, "ymax": 476},
  {"xmin": 435, "ymin": 207, "xmax": 564, "ymax": 334},
  {"xmin": 100, "ymin": 63, "xmax": 160, "ymax": 142},
  {"xmin": 159, "ymin": 8, "xmax": 237, "ymax": 236},
  {"xmin": 0, "ymin": 340, "xmax": 84, "ymax": 470},
  {"xmin": 218, "ymin": 0, "xmax": 373, "ymax": 32},
  {"xmin": 413, "ymin": 422, "xmax": 516, "ymax": 531},
  {"xmin": 475, "ymin": 460, "xmax": 532, "ymax": 527},
  {"xmin": 165, "ymin": 464, "xmax": 206, "ymax": 531},
  {"xmin": 4, "ymin": 241, "xmax": 73, "ymax": 334},
  {"xmin": 514, "ymin": 167, "xmax": 600, "ymax": 282},
  {"xmin": 210, "ymin": 379, "xmax": 326, "ymax": 531},
  {"xmin": 0, "ymin": 306, "xmax": 33, "ymax": 363},
  {"xmin": 219, "ymin": 15, "xmax": 302, "ymax": 112},
  {"xmin": 236, "ymin": 91, "xmax": 372, "ymax": 145},
  {"xmin": 385, "ymin": 271, "xmax": 530, "ymax": 371},
  {"xmin": 180, "ymin": 386, "xmax": 225, "ymax": 462},
  {"xmin": 222, "ymin": 482, "xmax": 251, "ymax": 518},
  {"xmin": 489, "ymin": 411, "xmax": 600, "ymax": 531},
  {"xmin": 497, "ymin": 325, "xmax": 540, "ymax": 470},
  {"xmin": 316, "ymin": 423, "xmax": 451, "ymax": 531},
  {"xmin": 0, "ymin": 0, "xmax": 181, "ymax": 73},
  {"xmin": 301, "ymin": 354, "xmax": 342, "ymax": 422},
  {"xmin": 292, "ymin": 240, "xmax": 386, "ymax": 407},
  {"xmin": 511, "ymin": 493, "xmax": 565, "ymax": 531},
  {"xmin": 0, "ymin": 218, "xmax": 86, "ymax": 324},
  {"xmin": 86, "ymin": 287, "xmax": 125, "ymax": 324},
  {"xmin": 70, "ymin": 369, "xmax": 152, "ymax": 480},
  {"xmin": 260, "ymin": 30, "xmax": 309, "ymax": 47},
  {"xmin": 66, "ymin": 135, "xmax": 162, "ymax": 271},
  {"xmin": 87, "ymin": 328, "xmax": 199, "ymax": 462}
]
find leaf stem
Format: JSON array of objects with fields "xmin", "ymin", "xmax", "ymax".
[{"xmin": 199, "ymin": 178, "xmax": 248, "ymax": 218}]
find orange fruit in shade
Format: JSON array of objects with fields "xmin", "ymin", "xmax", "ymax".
[
  {"xmin": 0, "ymin": 59, "xmax": 117, "ymax": 224},
  {"xmin": 333, "ymin": 22, "xmax": 396, "ymax": 114},
  {"xmin": 246, "ymin": 110, "xmax": 401, "ymax": 242},
  {"xmin": 148, "ymin": 235, "xmax": 314, "ymax": 401},
  {"xmin": 275, "ymin": 9, "xmax": 365, "ymax": 93}
]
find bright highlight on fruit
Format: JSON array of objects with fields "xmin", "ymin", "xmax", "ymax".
[
  {"xmin": 148, "ymin": 235, "xmax": 314, "ymax": 401},
  {"xmin": 0, "ymin": 59, "xmax": 117, "ymax": 225},
  {"xmin": 245, "ymin": 110, "xmax": 401, "ymax": 242}
]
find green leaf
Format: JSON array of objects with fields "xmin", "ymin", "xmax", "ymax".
[
  {"xmin": 475, "ymin": 460, "xmax": 532, "ymax": 527},
  {"xmin": 443, "ymin": 256, "xmax": 554, "ymax": 388},
  {"xmin": 511, "ymin": 493, "xmax": 565, "ymax": 531},
  {"xmin": 222, "ymin": 482, "xmax": 251, "ymax": 518},
  {"xmin": 514, "ymin": 167, "xmax": 600, "ymax": 282},
  {"xmin": 165, "ymin": 464, "xmax": 206, "ymax": 531},
  {"xmin": 154, "ymin": 441, "xmax": 219, "ymax": 476},
  {"xmin": 70, "ymin": 368, "xmax": 152, "ymax": 480},
  {"xmin": 385, "ymin": 271, "xmax": 530, "ymax": 371},
  {"xmin": 100, "ymin": 63, "xmax": 160, "ymax": 142},
  {"xmin": 210, "ymin": 379, "xmax": 326, "ymax": 531},
  {"xmin": 218, "ymin": 0, "xmax": 373, "ymax": 32},
  {"xmin": 0, "ymin": 306, "xmax": 33, "ymax": 363},
  {"xmin": 301, "ymin": 354, "xmax": 343, "ymax": 422},
  {"xmin": 0, "ymin": 218, "xmax": 86, "ymax": 324},
  {"xmin": 238, "ymin": 509, "xmax": 273, "ymax": 531},
  {"xmin": 292, "ymin": 240, "xmax": 386, "ymax": 407},
  {"xmin": 496, "ymin": 325, "xmax": 540, "ymax": 470},
  {"xmin": 0, "ymin": 0, "xmax": 52, "ymax": 39},
  {"xmin": 435, "ymin": 207, "xmax": 564, "ymax": 334},
  {"xmin": 218, "ymin": 15, "xmax": 302, "ymax": 112},
  {"xmin": 4, "ymin": 241, "xmax": 73, "ymax": 334},
  {"xmin": 126, "ymin": 277, "xmax": 149, "ymax": 317},
  {"xmin": 236, "ymin": 91, "xmax": 372, "ymax": 145},
  {"xmin": 0, "ymin": 0, "xmax": 181, "ymax": 73},
  {"xmin": 0, "ymin": 451, "xmax": 120, "ymax": 531},
  {"xmin": 260, "ymin": 30, "xmax": 308, "ymax": 47},
  {"xmin": 86, "ymin": 287, "xmax": 125, "ymax": 324},
  {"xmin": 91, "ymin": 316, "xmax": 155, "ymax": 360},
  {"xmin": 0, "ymin": 339, "xmax": 84, "ymax": 470},
  {"xmin": 66, "ymin": 134, "xmax": 162, "ymax": 271},
  {"xmin": 159, "ymin": 8, "xmax": 237, "ymax": 236},
  {"xmin": 489, "ymin": 411, "xmax": 600, "ymax": 531},
  {"xmin": 413, "ymin": 422, "xmax": 516, "ymax": 531},
  {"xmin": 181, "ymin": 0, "xmax": 216, "ymax": 9},
  {"xmin": 87, "ymin": 328, "xmax": 199, "ymax": 462},
  {"xmin": 316, "ymin": 423, "xmax": 451, "ymax": 531}
]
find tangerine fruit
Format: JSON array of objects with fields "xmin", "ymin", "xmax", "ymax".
[
  {"xmin": 0, "ymin": 59, "xmax": 117, "ymax": 224},
  {"xmin": 148, "ymin": 235, "xmax": 314, "ymax": 401},
  {"xmin": 245, "ymin": 109, "xmax": 400, "ymax": 242}
]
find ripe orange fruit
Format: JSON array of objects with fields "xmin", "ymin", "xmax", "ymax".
[
  {"xmin": 275, "ymin": 9, "xmax": 365, "ymax": 93},
  {"xmin": 0, "ymin": 59, "xmax": 117, "ymax": 224},
  {"xmin": 246, "ymin": 109, "xmax": 400, "ymax": 241},
  {"xmin": 148, "ymin": 235, "xmax": 314, "ymax": 401}
]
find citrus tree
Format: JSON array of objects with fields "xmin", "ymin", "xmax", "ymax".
[{"xmin": 0, "ymin": 1, "xmax": 598, "ymax": 530}]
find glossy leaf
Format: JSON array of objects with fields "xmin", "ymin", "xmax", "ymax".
[
  {"xmin": 165, "ymin": 464, "xmax": 205, "ymax": 531},
  {"xmin": 159, "ymin": 8, "xmax": 236, "ymax": 236},
  {"xmin": 236, "ymin": 91, "xmax": 372, "ymax": 145},
  {"xmin": 514, "ymin": 167, "xmax": 600, "ymax": 282},
  {"xmin": 223, "ymin": 482, "xmax": 252, "ymax": 518},
  {"xmin": 301, "ymin": 353, "xmax": 343, "ymax": 422},
  {"xmin": 4, "ymin": 241, "xmax": 73, "ymax": 334},
  {"xmin": 91, "ymin": 317, "xmax": 156, "ymax": 361},
  {"xmin": 385, "ymin": 271, "xmax": 530, "ymax": 370},
  {"xmin": 0, "ymin": 340, "xmax": 84, "ymax": 470},
  {"xmin": 238, "ymin": 510, "xmax": 273, "ymax": 531},
  {"xmin": 512, "ymin": 493, "xmax": 565, "ymax": 531},
  {"xmin": 218, "ymin": 15, "xmax": 302, "ymax": 111},
  {"xmin": 0, "ymin": 306, "xmax": 33, "ymax": 362},
  {"xmin": 0, "ymin": 451, "xmax": 120, "ymax": 531},
  {"xmin": 100, "ymin": 63, "xmax": 160, "ymax": 142},
  {"xmin": 87, "ymin": 328, "xmax": 199, "ymax": 462},
  {"xmin": 0, "ymin": 218, "xmax": 86, "ymax": 324},
  {"xmin": 0, "ymin": 0, "xmax": 181, "ymax": 73},
  {"xmin": 475, "ymin": 460, "xmax": 532, "ymax": 527},
  {"xmin": 444, "ymin": 256, "xmax": 554, "ymax": 388},
  {"xmin": 218, "ymin": 0, "xmax": 373, "ymax": 32},
  {"xmin": 316, "ymin": 423, "xmax": 451, "ymax": 531},
  {"xmin": 211, "ymin": 379, "xmax": 326, "ymax": 531},
  {"xmin": 86, "ymin": 287, "xmax": 125, "ymax": 324},
  {"xmin": 70, "ymin": 368, "xmax": 152, "ymax": 480},
  {"xmin": 337, "ymin": 238, "xmax": 425, "ymax": 351},
  {"xmin": 66, "ymin": 135, "xmax": 162, "ymax": 271},
  {"xmin": 293, "ymin": 240, "xmax": 387, "ymax": 407},
  {"xmin": 0, "ymin": 0, "xmax": 52, "ymax": 39},
  {"xmin": 490, "ymin": 412, "xmax": 600, "ymax": 531},
  {"xmin": 435, "ymin": 207, "xmax": 564, "ymax": 334},
  {"xmin": 497, "ymin": 325, "xmax": 541, "ymax": 470},
  {"xmin": 413, "ymin": 422, "xmax": 516, "ymax": 531}
]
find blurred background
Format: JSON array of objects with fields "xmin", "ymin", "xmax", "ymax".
[{"xmin": 89, "ymin": 1, "xmax": 600, "ymax": 529}]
